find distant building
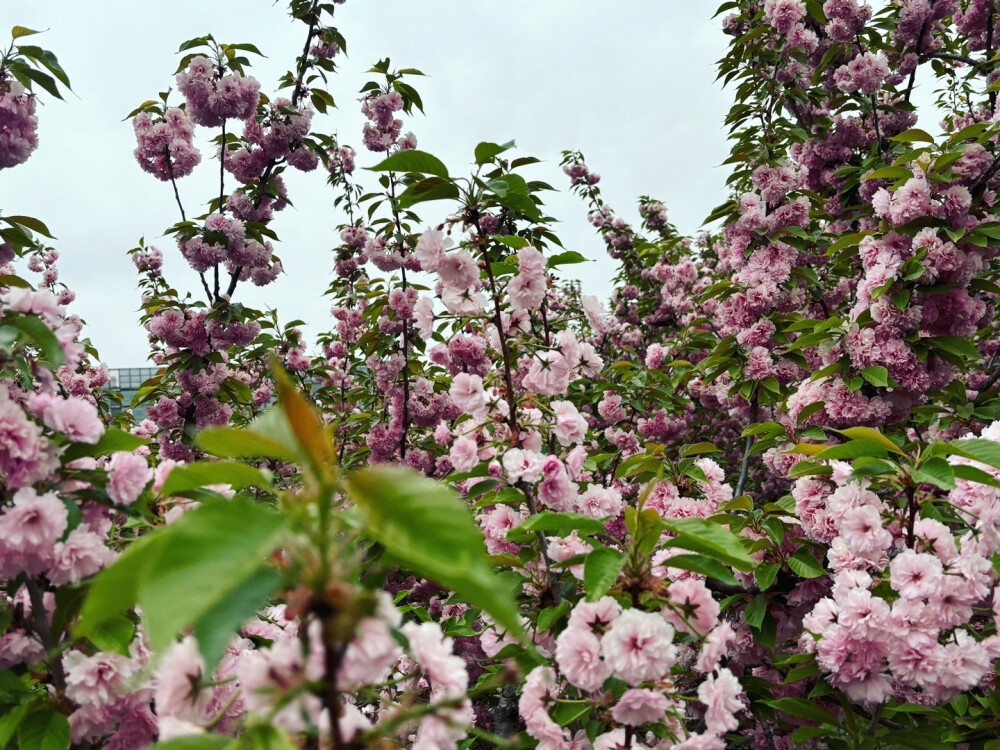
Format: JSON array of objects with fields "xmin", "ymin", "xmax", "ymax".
[{"xmin": 108, "ymin": 367, "xmax": 158, "ymax": 419}]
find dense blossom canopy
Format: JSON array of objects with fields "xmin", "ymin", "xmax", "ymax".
[{"xmin": 5, "ymin": 0, "xmax": 1000, "ymax": 748}]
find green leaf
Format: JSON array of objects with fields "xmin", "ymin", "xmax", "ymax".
[
  {"xmin": 762, "ymin": 697, "xmax": 837, "ymax": 724},
  {"xmin": 3, "ymin": 215, "xmax": 55, "ymax": 238},
  {"xmin": 395, "ymin": 177, "xmax": 459, "ymax": 209},
  {"xmin": 273, "ymin": 361, "xmax": 334, "ymax": 471},
  {"xmin": 0, "ymin": 704, "xmax": 28, "ymax": 747},
  {"xmin": 890, "ymin": 128, "xmax": 936, "ymax": 143},
  {"xmin": 77, "ymin": 498, "xmax": 286, "ymax": 670},
  {"xmin": 550, "ymin": 700, "xmax": 593, "ymax": 727},
  {"xmin": 583, "ymin": 548, "xmax": 625, "ymax": 602},
  {"xmin": 0, "ymin": 670, "xmax": 28, "ymax": 703},
  {"xmin": 546, "ymin": 251, "xmax": 588, "ymax": 268},
  {"xmin": 62, "ymin": 428, "xmax": 148, "ymax": 461},
  {"xmin": 153, "ymin": 738, "xmax": 230, "ymax": 750},
  {"xmin": 812, "ymin": 439, "xmax": 888, "ymax": 461},
  {"xmin": 660, "ymin": 517, "xmax": 756, "ymax": 571},
  {"xmin": 537, "ymin": 601, "xmax": 571, "ymax": 633},
  {"xmin": 17, "ymin": 710, "xmax": 70, "ymax": 750},
  {"xmin": 835, "ymin": 427, "xmax": 903, "ymax": 454},
  {"xmin": 474, "ymin": 140, "xmax": 515, "ymax": 165},
  {"xmin": 664, "ymin": 553, "xmax": 740, "ymax": 587},
  {"xmin": 863, "ymin": 166, "xmax": 912, "ymax": 181},
  {"xmin": 680, "ymin": 442, "xmax": 721, "ymax": 457},
  {"xmin": 508, "ymin": 511, "xmax": 606, "ymax": 541},
  {"xmin": 926, "ymin": 336, "xmax": 980, "ymax": 360},
  {"xmin": 950, "ymin": 438, "xmax": 1000, "ymax": 472},
  {"xmin": 86, "ymin": 614, "xmax": 135, "ymax": 656},
  {"xmin": 860, "ymin": 366, "xmax": 889, "ymax": 388},
  {"xmin": 11, "ymin": 26, "xmax": 41, "ymax": 39},
  {"xmin": 196, "ymin": 406, "xmax": 299, "ymax": 462},
  {"xmin": 787, "ymin": 547, "xmax": 826, "ymax": 579},
  {"xmin": 159, "ymin": 461, "xmax": 272, "ymax": 496},
  {"xmin": 911, "ymin": 456, "xmax": 955, "ymax": 490},
  {"xmin": 2, "ymin": 313, "xmax": 65, "ymax": 368},
  {"xmin": 755, "ymin": 561, "xmax": 780, "ymax": 590},
  {"xmin": 952, "ymin": 463, "xmax": 1000, "ymax": 488},
  {"xmin": 744, "ymin": 594, "xmax": 767, "ymax": 629},
  {"xmin": 369, "ymin": 150, "xmax": 448, "ymax": 178},
  {"xmin": 345, "ymin": 466, "xmax": 524, "ymax": 641}
]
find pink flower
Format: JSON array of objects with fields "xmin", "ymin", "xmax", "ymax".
[
  {"xmin": 551, "ymin": 400, "xmax": 588, "ymax": 446},
  {"xmin": 764, "ymin": 0, "xmax": 805, "ymax": 33},
  {"xmin": 415, "ymin": 229, "xmax": 452, "ymax": 272},
  {"xmin": 519, "ymin": 667, "xmax": 567, "ymax": 746},
  {"xmin": 449, "ymin": 434, "xmax": 479, "ymax": 473},
  {"xmin": 555, "ymin": 627, "xmax": 611, "ymax": 691},
  {"xmin": 582, "ymin": 294, "xmax": 611, "ymax": 334},
  {"xmin": 537, "ymin": 457, "xmax": 577, "ymax": 511},
  {"xmin": 838, "ymin": 505, "xmax": 892, "ymax": 559},
  {"xmin": 43, "ymin": 396, "xmax": 104, "ymax": 444},
  {"xmin": 106, "ymin": 452, "xmax": 152, "ymax": 506},
  {"xmin": 698, "ymin": 667, "xmax": 744, "ymax": 735},
  {"xmin": 602, "ymin": 609, "xmax": 677, "ymax": 685},
  {"xmin": 63, "ymin": 650, "xmax": 138, "ymax": 706},
  {"xmin": 696, "ymin": 622, "xmax": 736, "ymax": 673},
  {"xmin": 49, "ymin": 526, "xmax": 116, "ymax": 585},
  {"xmin": 338, "ymin": 616, "xmax": 403, "ymax": 691},
  {"xmin": 611, "ymin": 688, "xmax": 670, "ymax": 726},
  {"xmin": 0, "ymin": 488, "xmax": 67, "ymax": 563},
  {"xmin": 436, "ymin": 249, "xmax": 479, "ymax": 290},
  {"xmin": 449, "ymin": 373, "xmax": 486, "ymax": 414},
  {"xmin": 402, "ymin": 621, "xmax": 468, "ymax": 701},
  {"xmin": 568, "ymin": 597, "xmax": 622, "ymax": 635},
  {"xmin": 664, "ymin": 578, "xmax": 720, "ymax": 636},
  {"xmin": 645, "ymin": 343, "xmax": 668, "ymax": 370},
  {"xmin": 575, "ymin": 484, "xmax": 624, "ymax": 519},
  {"xmin": 502, "ymin": 448, "xmax": 544, "ymax": 483},
  {"xmin": 890, "ymin": 550, "xmax": 943, "ymax": 600},
  {"xmin": 522, "ymin": 351, "xmax": 572, "ymax": 396},
  {"xmin": 155, "ymin": 637, "xmax": 210, "ymax": 725},
  {"xmin": 508, "ymin": 272, "xmax": 546, "ymax": 312},
  {"xmin": 413, "ymin": 295, "xmax": 435, "ymax": 339}
]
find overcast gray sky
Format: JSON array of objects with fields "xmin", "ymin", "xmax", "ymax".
[{"xmin": 6, "ymin": 2, "xmax": 734, "ymax": 366}]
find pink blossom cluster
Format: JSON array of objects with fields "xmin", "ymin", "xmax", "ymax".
[
  {"xmin": 176, "ymin": 55, "xmax": 261, "ymax": 128},
  {"xmin": 132, "ymin": 108, "xmax": 201, "ymax": 181},
  {"xmin": 793, "ymin": 442, "xmax": 1000, "ymax": 704},
  {"xmin": 361, "ymin": 91, "xmax": 407, "ymax": 153},
  {"xmin": 519, "ymin": 597, "xmax": 743, "ymax": 747},
  {"xmin": 0, "ymin": 80, "xmax": 38, "ymax": 169}
]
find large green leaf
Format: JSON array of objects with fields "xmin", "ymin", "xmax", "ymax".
[
  {"xmin": 474, "ymin": 140, "xmax": 516, "ymax": 165},
  {"xmin": 950, "ymin": 438, "xmax": 1000, "ymax": 472},
  {"xmin": 153, "ymin": 737, "xmax": 230, "ymax": 750},
  {"xmin": 345, "ymin": 466, "xmax": 524, "ymax": 640},
  {"xmin": 395, "ymin": 176, "xmax": 460, "ymax": 209},
  {"xmin": 369, "ymin": 150, "xmax": 448, "ymax": 177},
  {"xmin": 77, "ymin": 498, "xmax": 286, "ymax": 669},
  {"xmin": 762, "ymin": 697, "xmax": 837, "ymax": 725},
  {"xmin": 911, "ymin": 457, "xmax": 956, "ymax": 490},
  {"xmin": 159, "ymin": 461, "xmax": 273, "ymax": 496},
  {"xmin": 812, "ymin": 439, "xmax": 888, "ymax": 461},
  {"xmin": 508, "ymin": 511, "xmax": 606, "ymax": 541},
  {"xmin": 786, "ymin": 547, "xmax": 826, "ymax": 579},
  {"xmin": 2, "ymin": 313, "xmax": 64, "ymax": 368},
  {"xmin": 583, "ymin": 548, "xmax": 625, "ymax": 602},
  {"xmin": 663, "ymin": 553, "xmax": 740, "ymax": 587},
  {"xmin": 196, "ymin": 406, "xmax": 299, "ymax": 462},
  {"xmin": 660, "ymin": 517, "xmax": 756, "ymax": 571},
  {"xmin": 17, "ymin": 710, "xmax": 69, "ymax": 750},
  {"xmin": 63, "ymin": 428, "xmax": 148, "ymax": 461}
]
